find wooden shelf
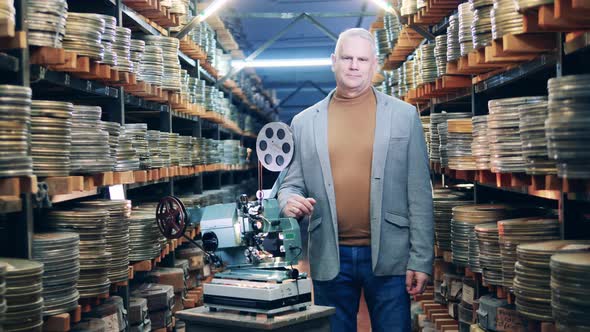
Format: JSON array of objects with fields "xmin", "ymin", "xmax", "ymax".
[
  {"xmin": 382, "ymin": 25, "xmax": 424, "ymax": 70},
  {"xmin": 197, "ymin": 3, "xmax": 240, "ymax": 52},
  {"xmin": 30, "ymin": 47, "xmax": 135, "ymax": 85},
  {"xmin": 29, "ymin": 47, "xmax": 236, "ymax": 121},
  {"xmin": 40, "ymin": 165, "xmax": 255, "ymax": 204},
  {"xmin": 0, "ymin": 176, "xmax": 37, "ymax": 213},
  {"xmin": 0, "ymin": 176, "xmax": 37, "ymax": 196},
  {"xmin": 122, "ymin": 0, "xmax": 180, "ymax": 29},
  {"xmin": 43, "ymin": 305, "xmax": 82, "ymax": 332},
  {"xmin": 430, "ymin": 161, "xmax": 589, "ymax": 201},
  {"xmin": 403, "ymin": 45, "xmax": 556, "ymax": 108},
  {"xmin": 564, "ymin": 30, "xmax": 590, "ymax": 55},
  {"xmin": 129, "ymin": 226, "xmax": 199, "ymax": 279},
  {"xmin": 406, "ymin": 0, "xmax": 462, "ymax": 25}
]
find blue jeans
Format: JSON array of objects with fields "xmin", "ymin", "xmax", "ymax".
[{"xmin": 313, "ymin": 246, "xmax": 410, "ymax": 332}]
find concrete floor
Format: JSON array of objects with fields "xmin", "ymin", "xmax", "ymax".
[{"xmin": 358, "ymin": 292, "xmax": 371, "ymax": 332}]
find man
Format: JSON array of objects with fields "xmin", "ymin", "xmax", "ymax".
[{"xmin": 277, "ymin": 28, "xmax": 433, "ymax": 332}]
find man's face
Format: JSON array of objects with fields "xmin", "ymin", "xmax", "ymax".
[{"xmin": 331, "ymin": 35, "xmax": 377, "ymax": 93}]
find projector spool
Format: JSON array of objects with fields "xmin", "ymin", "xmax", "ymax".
[{"xmin": 256, "ymin": 122, "xmax": 294, "ymax": 172}]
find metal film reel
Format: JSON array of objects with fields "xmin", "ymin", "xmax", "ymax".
[
  {"xmin": 256, "ymin": 122, "xmax": 294, "ymax": 172},
  {"xmin": 156, "ymin": 196, "xmax": 187, "ymax": 239}
]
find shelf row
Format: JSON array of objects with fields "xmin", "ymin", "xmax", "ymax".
[
  {"xmin": 430, "ymin": 162, "xmax": 590, "ymax": 202},
  {"xmin": 409, "ymin": 50, "xmax": 557, "ymax": 113},
  {"xmin": 121, "ymin": 2, "xmax": 276, "ymax": 123},
  {"xmin": 373, "ymin": 0, "xmax": 590, "ymax": 111},
  {"xmin": 41, "ymin": 216, "xmax": 203, "ymax": 330},
  {"xmin": 428, "ymin": 246, "xmax": 558, "ymax": 332},
  {"xmin": 128, "ymin": 225, "xmax": 200, "ymax": 281},
  {"xmin": 380, "ymin": 0, "xmax": 590, "ymax": 71},
  {"xmin": 403, "ymin": 36, "xmax": 559, "ymax": 108},
  {"xmin": 0, "ymin": 2, "xmax": 273, "ymax": 130},
  {"xmin": 121, "ymin": 0, "xmax": 181, "ymax": 30},
  {"xmin": 192, "ymin": 1, "xmax": 279, "ymax": 115},
  {"xmin": 28, "ymin": 63, "xmax": 252, "ymax": 137},
  {"xmin": 0, "ymin": 164, "xmax": 256, "ymax": 213}
]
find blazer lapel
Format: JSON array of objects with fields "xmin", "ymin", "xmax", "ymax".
[
  {"xmin": 313, "ymin": 91, "xmax": 339, "ymax": 239},
  {"xmin": 371, "ymin": 89, "xmax": 392, "ymax": 183},
  {"xmin": 370, "ymin": 89, "xmax": 392, "ymax": 262}
]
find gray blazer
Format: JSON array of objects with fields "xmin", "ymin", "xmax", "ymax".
[{"xmin": 277, "ymin": 87, "xmax": 434, "ymax": 281}]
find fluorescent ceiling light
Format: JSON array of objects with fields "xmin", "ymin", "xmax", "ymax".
[
  {"xmin": 370, "ymin": 0, "xmax": 396, "ymax": 14},
  {"xmin": 232, "ymin": 58, "xmax": 332, "ymax": 68},
  {"xmin": 199, "ymin": 0, "xmax": 230, "ymax": 21}
]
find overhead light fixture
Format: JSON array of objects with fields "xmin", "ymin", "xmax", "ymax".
[
  {"xmin": 369, "ymin": 0, "xmax": 396, "ymax": 14},
  {"xmin": 199, "ymin": 0, "xmax": 230, "ymax": 21},
  {"xmin": 370, "ymin": 0, "xmax": 405, "ymax": 20},
  {"xmin": 231, "ymin": 58, "xmax": 332, "ymax": 68}
]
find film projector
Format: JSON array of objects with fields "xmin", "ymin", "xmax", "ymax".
[{"xmin": 155, "ymin": 122, "xmax": 312, "ymax": 316}]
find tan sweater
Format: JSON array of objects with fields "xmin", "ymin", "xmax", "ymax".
[{"xmin": 328, "ymin": 87, "xmax": 377, "ymax": 246}]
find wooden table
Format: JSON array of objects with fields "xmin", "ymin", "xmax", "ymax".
[{"xmin": 176, "ymin": 305, "xmax": 335, "ymax": 332}]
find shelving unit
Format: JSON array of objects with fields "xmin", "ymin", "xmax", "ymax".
[
  {"xmin": 425, "ymin": 33, "xmax": 590, "ymax": 245},
  {"xmin": 374, "ymin": 2, "xmax": 590, "ymax": 330},
  {"xmin": 0, "ymin": 1, "xmax": 272, "ymax": 330},
  {"xmin": 30, "ymin": 65, "xmax": 121, "ymax": 98}
]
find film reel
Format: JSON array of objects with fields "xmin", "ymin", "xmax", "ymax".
[
  {"xmin": 156, "ymin": 196, "xmax": 187, "ymax": 239},
  {"xmin": 256, "ymin": 122, "xmax": 294, "ymax": 172}
]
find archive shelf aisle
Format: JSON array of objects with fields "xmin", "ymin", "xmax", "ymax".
[
  {"xmin": 373, "ymin": 1, "xmax": 590, "ymax": 330},
  {"xmin": 0, "ymin": 1, "xmax": 275, "ymax": 331}
]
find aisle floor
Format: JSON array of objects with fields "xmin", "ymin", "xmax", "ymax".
[{"xmin": 358, "ymin": 292, "xmax": 371, "ymax": 332}]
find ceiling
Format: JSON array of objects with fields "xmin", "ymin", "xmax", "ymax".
[{"xmin": 219, "ymin": 0, "xmax": 378, "ymax": 123}]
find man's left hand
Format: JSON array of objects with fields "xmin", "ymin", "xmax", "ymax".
[{"xmin": 405, "ymin": 270, "xmax": 429, "ymax": 295}]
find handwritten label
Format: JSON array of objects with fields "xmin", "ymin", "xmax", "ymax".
[
  {"xmin": 496, "ymin": 307, "xmax": 525, "ymax": 332},
  {"xmin": 102, "ymin": 313, "xmax": 120, "ymax": 332},
  {"xmin": 463, "ymin": 284, "xmax": 475, "ymax": 305}
]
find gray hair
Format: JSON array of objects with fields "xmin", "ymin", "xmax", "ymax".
[{"xmin": 334, "ymin": 28, "xmax": 377, "ymax": 57}]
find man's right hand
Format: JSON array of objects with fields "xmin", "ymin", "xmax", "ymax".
[{"xmin": 283, "ymin": 195, "xmax": 317, "ymax": 219}]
